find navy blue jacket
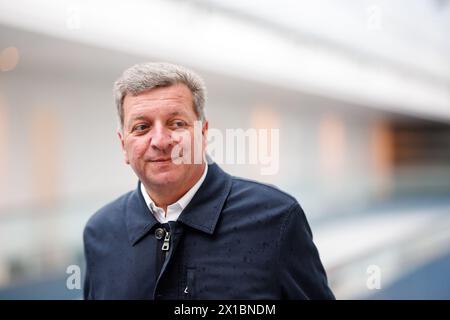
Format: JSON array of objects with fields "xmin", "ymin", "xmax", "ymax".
[{"xmin": 83, "ymin": 163, "xmax": 335, "ymax": 299}]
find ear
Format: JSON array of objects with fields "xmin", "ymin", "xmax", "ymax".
[
  {"xmin": 202, "ymin": 120, "xmax": 208, "ymax": 136},
  {"xmin": 117, "ymin": 128, "xmax": 130, "ymax": 165},
  {"xmin": 201, "ymin": 120, "xmax": 209, "ymax": 151}
]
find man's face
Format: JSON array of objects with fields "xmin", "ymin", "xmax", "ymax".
[{"xmin": 118, "ymin": 83, "xmax": 208, "ymax": 191}]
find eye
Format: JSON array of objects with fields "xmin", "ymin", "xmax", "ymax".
[
  {"xmin": 132, "ymin": 124, "xmax": 149, "ymax": 133},
  {"xmin": 171, "ymin": 120, "xmax": 187, "ymax": 128}
]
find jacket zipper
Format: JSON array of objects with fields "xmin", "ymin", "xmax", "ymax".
[
  {"xmin": 154, "ymin": 223, "xmax": 180, "ymax": 299},
  {"xmin": 161, "ymin": 229, "xmax": 171, "ymax": 258}
]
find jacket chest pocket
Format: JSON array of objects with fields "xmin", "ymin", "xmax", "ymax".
[{"xmin": 182, "ymin": 267, "xmax": 196, "ymax": 299}]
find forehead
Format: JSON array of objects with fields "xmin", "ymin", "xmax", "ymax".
[{"xmin": 123, "ymin": 83, "xmax": 195, "ymax": 119}]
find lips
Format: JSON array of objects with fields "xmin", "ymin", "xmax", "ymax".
[{"xmin": 149, "ymin": 158, "xmax": 172, "ymax": 162}]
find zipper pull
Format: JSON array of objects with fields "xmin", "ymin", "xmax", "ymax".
[{"xmin": 162, "ymin": 230, "xmax": 170, "ymax": 251}]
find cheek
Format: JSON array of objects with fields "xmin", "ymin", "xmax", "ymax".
[
  {"xmin": 172, "ymin": 130, "xmax": 191, "ymax": 144},
  {"xmin": 126, "ymin": 139, "xmax": 147, "ymax": 161},
  {"xmin": 172, "ymin": 130, "xmax": 193, "ymax": 153}
]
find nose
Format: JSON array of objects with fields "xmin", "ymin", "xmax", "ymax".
[{"xmin": 150, "ymin": 123, "xmax": 173, "ymax": 151}]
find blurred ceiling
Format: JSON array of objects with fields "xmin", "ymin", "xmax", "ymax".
[{"xmin": 0, "ymin": 0, "xmax": 449, "ymax": 121}]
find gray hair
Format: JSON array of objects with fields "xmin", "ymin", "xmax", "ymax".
[{"xmin": 114, "ymin": 62, "xmax": 207, "ymax": 128}]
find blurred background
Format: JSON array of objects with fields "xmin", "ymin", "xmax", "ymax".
[{"xmin": 0, "ymin": 0, "xmax": 449, "ymax": 299}]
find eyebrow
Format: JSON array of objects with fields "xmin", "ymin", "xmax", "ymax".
[
  {"xmin": 127, "ymin": 115, "xmax": 148, "ymax": 128},
  {"xmin": 168, "ymin": 111, "xmax": 185, "ymax": 117}
]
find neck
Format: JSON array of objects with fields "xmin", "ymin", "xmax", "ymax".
[{"xmin": 144, "ymin": 163, "xmax": 206, "ymax": 213}]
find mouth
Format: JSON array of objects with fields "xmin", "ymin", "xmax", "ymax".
[
  {"xmin": 149, "ymin": 158, "xmax": 172, "ymax": 163},
  {"xmin": 149, "ymin": 157, "xmax": 172, "ymax": 163}
]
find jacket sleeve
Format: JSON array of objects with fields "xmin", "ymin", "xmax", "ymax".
[{"xmin": 277, "ymin": 202, "xmax": 335, "ymax": 299}]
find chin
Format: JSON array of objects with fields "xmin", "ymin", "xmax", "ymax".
[{"xmin": 145, "ymin": 169, "xmax": 181, "ymax": 186}]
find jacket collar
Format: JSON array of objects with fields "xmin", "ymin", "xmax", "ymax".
[
  {"xmin": 125, "ymin": 181, "xmax": 159, "ymax": 246},
  {"xmin": 126, "ymin": 162, "xmax": 232, "ymax": 246},
  {"xmin": 177, "ymin": 162, "xmax": 232, "ymax": 234}
]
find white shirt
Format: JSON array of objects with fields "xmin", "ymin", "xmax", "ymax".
[{"xmin": 140, "ymin": 164, "xmax": 208, "ymax": 223}]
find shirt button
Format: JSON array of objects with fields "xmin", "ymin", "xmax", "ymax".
[{"xmin": 155, "ymin": 228, "xmax": 165, "ymax": 240}]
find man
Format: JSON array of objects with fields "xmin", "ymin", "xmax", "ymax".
[{"xmin": 83, "ymin": 62, "xmax": 335, "ymax": 300}]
